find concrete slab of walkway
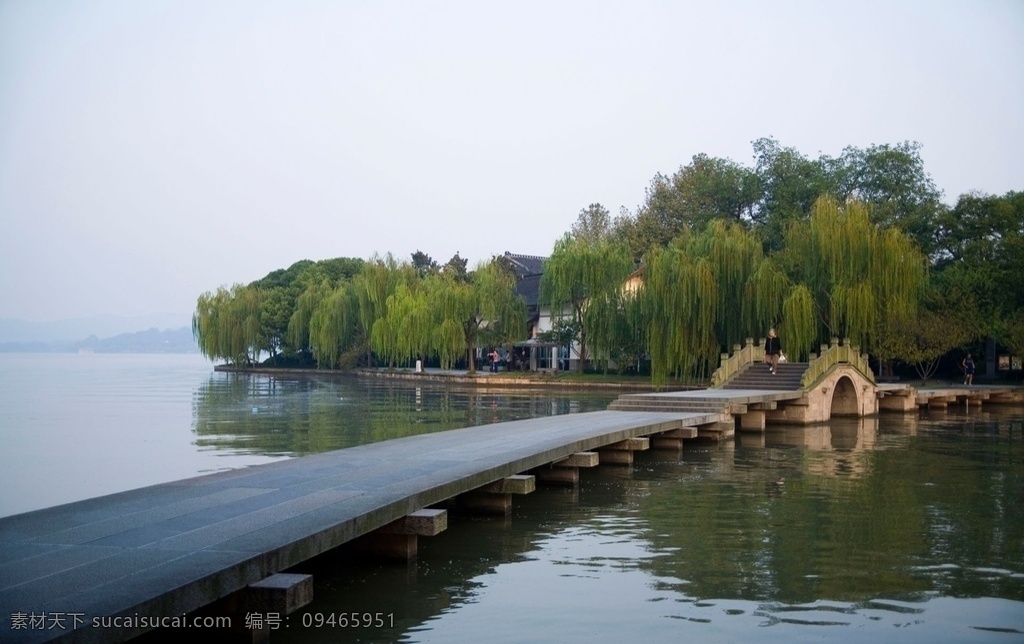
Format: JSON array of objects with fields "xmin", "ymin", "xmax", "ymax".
[{"xmin": 0, "ymin": 409, "xmax": 718, "ymax": 643}]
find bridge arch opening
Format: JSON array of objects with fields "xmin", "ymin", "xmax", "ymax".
[{"xmin": 830, "ymin": 376, "xmax": 860, "ymax": 417}]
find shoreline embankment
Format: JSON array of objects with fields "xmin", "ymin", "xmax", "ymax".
[{"xmin": 212, "ymin": 364, "xmax": 694, "ymax": 391}]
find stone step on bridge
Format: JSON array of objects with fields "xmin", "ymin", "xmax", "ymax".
[{"xmin": 721, "ymin": 361, "xmax": 807, "ymax": 390}]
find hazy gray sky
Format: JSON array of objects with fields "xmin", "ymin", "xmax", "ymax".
[{"xmin": 1, "ymin": 0, "xmax": 1021, "ymax": 324}]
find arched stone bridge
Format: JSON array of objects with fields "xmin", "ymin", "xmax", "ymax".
[
  {"xmin": 611, "ymin": 337, "xmax": 1023, "ymax": 431},
  {"xmin": 609, "ymin": 338, "xmax": 881, "ymax": 431},
  {"xmin": 717, "ymin": 337, "xmax": 880, "ymax": 424}
]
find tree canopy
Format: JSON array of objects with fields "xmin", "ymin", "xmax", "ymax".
[
  {"xmin": 193, "ymin": 253, "xmax": 525, "ymax": 372},
  {"xmin": 194, "ymin": 137, "xmax": 1021, "ymax": 384},
  {"xmin": 541, "ymin": 234, "xmax": 635, "ymax": 373}
]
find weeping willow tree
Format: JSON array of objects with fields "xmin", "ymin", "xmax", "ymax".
[
  {"xmin": 587, "ymin": 278, "xmax": 647, "ymax": 374},
  {"xmin": 287, "ymin": 279, "xmax": 333, "ymax": 356},
  {"xmin": 642, "ymin": 222, "xmax": 802, "ymax": 385},
  {"xmin": 541, "ymin": 235, "xmax": 635, "ymax": 372},
  {"xmin": 432, "ymin": 273, "xmax": 472, "ymax": 371},
  {"xmin": 472, "ymin": 260, "xmax": 526, "ymax": 357},
  {"xmin": 370, "ymin": 281, "xmax": 431, "ymax": 368},
  {"xmin": 782, "ymin": 196, "xmax": 928, "ymax": 357},
  {"xmin": 676, "ymin": 221, "xmax": 794, "ymax": 352},
  {"xmin": 356, "ymin": 255, "xmax": 416, "ymax": 367},
  {"xmin": 743, "ymin": 261, "xmax": 788, "ymax": 338},
  {"xmin": 642, "ymin": 245, "xmax": 718, "ymax": 386},
  {"xmin": 687, "ymin": 220, "xmax": 768, "ymax": 347},
  {"xmin": 192, "ymin": 284, "xmax": 264, "ymax": 365},
  {"xmin": 778, "ymin": 284, "xmax": 816, "ymax": 361},
  {"xmin": 194, "ymin": 288, "xmax": 229, "ymax": 363},
  {"xmin": 308, "ymin": 281, "xmax": 362, "ymax": 369},
  {"xmin": 430, "ymin": 260, "xmax": 525, "ymax": 372}
]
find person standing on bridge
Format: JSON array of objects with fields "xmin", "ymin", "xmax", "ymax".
[
  {"xmin": 962, "ymin": 353, "xmax": 975, "ymax": 386},
  {"xmin": 765, "ymin": 328, "xmax": 782, "ymax": 375}
]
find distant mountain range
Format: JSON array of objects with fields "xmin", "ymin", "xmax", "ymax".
[
  {"xmin": 0, "ymin": 316, "xmax": 198, "ymax": 353},
  {"xmin": 0, "ymin": 313, "xmax": 189, "ymax": 343}
]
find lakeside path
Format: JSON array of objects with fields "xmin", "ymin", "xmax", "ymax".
[
  {"xmin": 215, "ymin": 364, "xmax": 698, "ymax": 391},
  {"xmin": 0, "ymin": 408, "xmax": 717, "ymax": 643}
]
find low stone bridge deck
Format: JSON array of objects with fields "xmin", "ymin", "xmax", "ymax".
[
  {"xmin": 877, "ymin": 383, "xmax": 1024, "ymax": 411},
  {"xmin": 613, "ymin": 362, "xmax": 1024, "ymax": 430},
  {"xmin": 0, "ymin": 409, "xmax": 723, "ymax": 644},
  {"xmin": 609, "ymin": 385, "xmax": 806, "ymax": 431}
]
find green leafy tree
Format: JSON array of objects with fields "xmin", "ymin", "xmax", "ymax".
[
  {"xmin": 542, "ymin": 235, "xmax": 635, "ymax": 372},
  {"xmin": 651, "ymin": 154, "xmax": 762, "ymax": 230},
  {"xmin": 357, "ymin": 254, "xmax": 416, "ymax": 367},
  {"xmin": 316, "ymin": 257, "xmax": 365, "ymax": 282},
  {"xmin": 688, "ymin": 220, "xmax": 779, "ymax": 348},
  {"xmin": 441, "ymin": 252, "xmax": 469, "ymax": 283},
  {"xmin": 411, "ymin": 250, "xmax": 439, "ymax": 277},
  {"xmin": 778, "ymin": 284, "xmax": 816, "ymax": 362},
  {"xmin": 830, "ymin": 141, "xmax": 944, "ymax": 257},
  {"xmin": 751, "ymin": 137, "xmax": 835, "ymax": 251},
  {"xmin": 612, "ymin": 203, "xmax": 674, "ymax": 263},
  {"xmin": 876, "ymin": 309, "xmax": 971, "ymax": 382},
  {"xmin": 308, "ymin": 281, "xmax": 363, "ymax": 369},
  {"xmin": 641, "ymin": 221, "xmax": 803, "ymax": 386},
  {"xmin": 587, "ymin": 280, "xmax": 646, "ymax": 374},
  {"xmin": 570, "ymin": 203, "xmax": 614, "ymax": 244},
  {"xmin": 247, "ymin": 257, "xmax": 364, "ymax": 359},
  {"xmin": 614, "ymin": 155, "xmax": 761, "ymax": 260},
  {"xmin": 780, "ymin": 196, "xmax": 928, "ymax": 358},
  {"xmin": 249, "ymin": 260, "xmax": 316, "ymax": 356},
  {"xmin": 431, "ymin": 260, "xmax": 525, "ymax": 372},
  {"xmin": 371, "ymin": 281, "xmax": 431, "ymax": 367},
  {"xmin": 192, "ymin": 284, "xmax": 263, "ymax": 365},
  {"xmin": 642, "ymin": 244, "xmax": 718, "ymax": 385},
  {"xmin": 287, "ymin": 279, "xmax": 333, "ymax": 359},
  {"xmin": 933, "ymin": 191, "xmax": 1024, "ymax": 353},
  {"xmin": 612, "ymin": 137, "xmax": 944, "ymax": 264}
]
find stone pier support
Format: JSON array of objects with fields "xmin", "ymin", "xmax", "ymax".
[
  {"xmin": 650, "ymin": 426, "xmax": 697, "ymax": 450},
  {"xmin": 223, "ymin": 573, "xmax": 315, "ymax": 643},
  {"xmin": 247, "ymin": 573, "xmax": 314, "ymax": 615},
  {"xmin": 961, "ymin": 394, "xmax": 988, "ymax": 410},
  {"xmin": 878, "ymin": 391, "xmax": 916, "ymax": 412},
  {"xmin": 696, "ymin": 419, "xmax": 735, "ymax": 441},
  {"xmin": 738, "ymin": 409, "xmax": 766, "ymax": 432},
  {"xmin": 458, "ymin": 475, "xmax": 536, "ymax": 515},
  {"xmin": 992, "ymin": 390, "xmax": 1024, "ymax": 404},
  {"xmin": 483, "ymin": 474, "xmax": 536, "ymax": 494},
  {"xmin": 459, "ymin": 492, "xmax": 512, "ymax": 514},
  {"xmin": 598, "ymin": 437, "xmax": 649, "ymax": 466},
  {"xmin": 361, "ymin": 508, "xmax": 447, "ymax": 560},
  {"xmin": 535, "ymin": 452, "xmax": 598, "ymax": 486}
]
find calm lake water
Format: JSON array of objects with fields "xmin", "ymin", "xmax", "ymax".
[{"xmin": 2, "ymin": 354, "xmax": 1022, "ymax": 642}]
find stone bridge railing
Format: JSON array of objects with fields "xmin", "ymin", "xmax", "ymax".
[
  {"xmin": 801, "ymin": 337, "xmax": 875, "ymax": 389},
  {"xmin": 710, "ymin": 338, "xmax": 764, "ymax": 388}
]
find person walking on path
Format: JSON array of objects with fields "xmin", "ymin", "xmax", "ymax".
[
  {"xmin": 962, "ymin": 352, "xmax": 976, "ymax": 385},
  {"xmin": 489, "ymin": 348, "xmax": 501, "ymax": 373},
  {"xmin": 765, "ymin": 329, "xmax": 783, "ymax": 375}
]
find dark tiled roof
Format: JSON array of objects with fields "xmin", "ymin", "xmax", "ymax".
[
  {"xmin": 516, "ymin": 273, "xmax": 543, "ymax": 309},
  {"xmin": 503, "ymin": 252, "xmax": 546, "ymax": 278}
]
